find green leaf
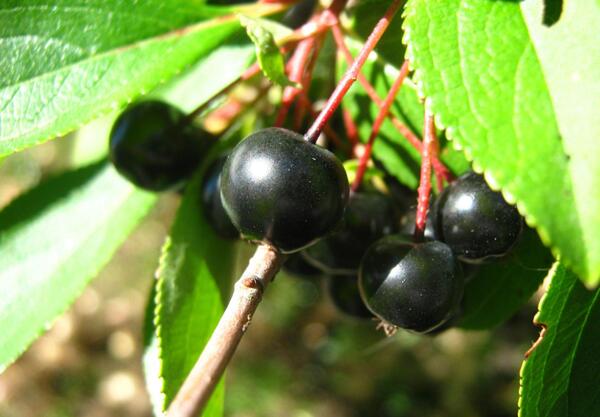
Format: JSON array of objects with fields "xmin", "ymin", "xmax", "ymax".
[
  {"xmin": 403, "ymin": 0, "xmax": 600, "ymax": 286},
  {"xmin": 239, "ymin": 15, "xmax": 298, "ymax": 87},
  {"xmin": 519, "ymin": 263, "xmax": 600, "ymax": 417},
  {"xmin": 150, "ymin": 166, "xmax": 237, "ymax": 413},
  {"xmin": 340, "ymin": 38, "xmax": 468, "ymax": 189},
  {"xmin": 458, "ymin": 228, "xmax": 553, "ymax": 330},
  {"xmin": 0, "ymin": 1, "xmax": 281, "ymax": 157},
  {"xmin": 0, "ymin": 161, "xmax": 157, "ymax": 371}
]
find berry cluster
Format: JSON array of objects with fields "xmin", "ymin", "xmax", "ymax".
[{"xmin": 109, "ymin": 107, "xmax": 522, "ymax": 334}]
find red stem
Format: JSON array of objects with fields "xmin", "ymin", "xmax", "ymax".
[
  {"xmin": 329, "ymin": 22, "xmax": 453, "ymax": 184},
  {"xmin": 304, "ymin": 0, "xmax": 403, "ymax": 143},
  {"xmin": 275, "ymin": 36, "xmax": 317, "ymax": 127},
  {"xmin": 352, "ymin": 61, "xmax": 410, "ymax": 191},
  {"xmin": 297, "ymin": 94, "xmax": 349, "ymax": 153},
  {"xmin": 342, "ymin": 108, "xmax": 359, "ymax": 148},
  {"xmin": 414, "ymin": 107, "xmax": 435, "ymax": 241}
]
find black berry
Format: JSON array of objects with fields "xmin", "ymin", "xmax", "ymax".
[
  {"xmin": 359, "ymin": 235, "xmax": 463, "ymax": 333},
  {"xmin": 220, "ymin": 127, "xmax": 349, "ymax": 253},
  {"xmin": 399, "ymin": 203, "xmax": 437, "ymax": 241},
  {"xmin": 109, "ymin": 100, "xmax": 214, "ymax": 191},
  {"xmin": 201, "ymin": 156, "xmax": 238, "ymax": 239},
  {"xmin": 304, "ymin": 191, "xmax": 399, "ymax": 274},
  {"xmin": 282, "ymin": 253, "xmax": 322, "ymax": 279},
  {"xmin": 435, "ymin": 172, "xmax": 523, "ymax": 263},
  {"xmin": 328, "ymin": 275, "xmax": 373, "ymax": 320}
]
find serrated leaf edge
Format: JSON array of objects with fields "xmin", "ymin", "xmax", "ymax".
[
  {"xmin": 1, "ymin": 3, "xmax": 284, "ymax": 157},
  {"xmin": 516, "ymin": 260, "xmax": 558, "ymax": 416},
  {"xmin": 152, "ymin": 234, "xmax": 174, "ymax": 411},
  {"xmin": 399, "ymin": 1, "xmax": 589, "ymax": 285}
]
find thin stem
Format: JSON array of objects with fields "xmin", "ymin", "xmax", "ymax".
[
  {"xmin": 304, "ymin": 0, "xmax": 403, "ymax": 143},
  {"xmin": 275, "ymin": 37, "xmax": 316, "ymax": 127},
  {"xmin": 414, "ymin": 106, "xmax": 435, "ymax": 241},
  {"xmin": 352, "ymin": 61, "xmax": 410, "ymax": 191},
  {"xmin": 165, "ymin": 244, "xmax": 285, "ymax": 417},
  {"xmin": 342, "ymin": 108, "xmax": 359, "ymax": 148},
  {"xmin": 329, "ymin": 23, "xmax": 454, "ymax": 184},
  {"xmin": 183, "ymin": 63, "xmax": 261, "ymax": 124},
  {"xmin": 297, "ymin": 94, "xmax": 349, "ymax": 153}
]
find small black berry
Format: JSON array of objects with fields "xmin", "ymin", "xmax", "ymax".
[
  {"xmin": 435, "ymin": 172, "xmax": 523, "ymax": 263},
  {"xmin": 328, "ymin": 275, "xmax": 373, "ymax": 320},
  {"xmin": 201, "ymin": 156, "xmax": 238, "ymax": 239},
  {"xmin": 109, "ymin": 100, "xmax": 214, "ymax": 191},
  {"xmin": 399, "ymin": 203, "xmax": 437, "ymax": 241},
  {"xmin": 282, "ymin": 253, "xmax": 322, "ymax": 279},
  {"xmin": 304, "ymin": 191, "xmax": 399, "ymax": 274},
  {"xmin": 220, "ymin": 127, "xmax": 349, "ymax": 253},
  {"xmin": 359, "ymin": 235, "xmax": 463, "ymax": 333}
]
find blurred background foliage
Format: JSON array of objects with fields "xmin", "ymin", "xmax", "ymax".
[{"xmin": 0, "ymin": 131, "xmax": 541, "ymax": 417}]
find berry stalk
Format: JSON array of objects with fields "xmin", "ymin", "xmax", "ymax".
[
  {"xmin": 303, "ymin": 0, "xmax": 403, "ymax": 143},
  {"xmin": 165, "ymin": 244, "xmax": 285, "ymax": 417},
  {"xmin": 329, "ymin": 23, "xmax": 453, "ymax": 184},
  {"xmin": 351, "ymin": 61, "xmax": 410, "ymax": 191},
  {"xmin": 414, "ymin": 106, "xmax": 435, "ymax": 241}
]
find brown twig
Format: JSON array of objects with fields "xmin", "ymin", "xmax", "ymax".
[{"xmin": 165, "ymin": 244, "xmax": 285, "ymax": 417}]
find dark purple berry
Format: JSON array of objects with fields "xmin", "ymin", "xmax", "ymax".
[
  {"xmin": 435, "ymin": 172, "xmax": 523, "ymax": 263},
  {"xmin": 304, "ymin": 191, "xmax": 399, "ymax": 274},
  {"xmin": 220, "ymin": 127, "xmax": 349, "ymax": 253},
  {"xmin": 359, "ymin": 235, "xmax": 464, "ymax": 333},
  {"xmin": 328, "ymin": 275, "xmax": 373, "ymax": 320},
  {"xmin": 109, "ymin": 100, "xmax": 214, "ymax": 191},
  {"xmin": 201, "ymin": 156, "xmax": 238, "ymax": 239},
  {"xmin": 282, "ymin": 253, "xmax": 322, "ymax": 279}
]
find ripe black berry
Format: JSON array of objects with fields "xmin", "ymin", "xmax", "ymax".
[
  {"xmin": 304, "ymin": 191, "xmax": 399, "ymax": 274},
  {"xmin": 220, "ymin": 127, "xmax": 349, "ymax": 253},
  {"xmin": 109, "ymin": 100, "xmax": 214, "ymax": 191},
  {"xmin": 435, "ymin": 172, "xmax": 523, "ymax": 263},
  {"xmin": 399, "ymin": 203, "xmax": 437, "ymax": 241},
  {"xmin": 328, "ymin": 275, "xmax": 373, "ymax": 320},
  {"xmin": 359, "ymin": 235, "xmax": 463, "ymax": 333},
  {"xmin": 201, "ymin": 156, "xmax": 238, "ymax": 239},
  {"xmin": 282, "ymin": 253, "xmax": 322, "ymax": 279}
]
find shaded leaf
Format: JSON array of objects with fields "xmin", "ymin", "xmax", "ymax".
[
  {"xmin": 0, "ymin": 161, "xmax": 157, "ymax": 370},
  {"xmin": 519, "ymin": 263, "xmax": 600, "ymax": 416},
  {"xmin": 458, "ymin": 228, "xmax": 553, "ymax": 330}
]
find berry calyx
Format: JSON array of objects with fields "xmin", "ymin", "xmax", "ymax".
[
  {"xmin": 359, "ymin": 235, "xmax": 463, "ymax": 333},
  {"xmin": 109, "ymin": 100, "xmax": 214, "ymax": 191},
  {"xmin": 434, "ymin": 172, "xmax": 523, "ymax": 263},
  {"xmin": 304, "ymin": 190, "xmax": 399, "ymax": 274},
  {"xmin": 201, "ymin": 156, "xmax": 239, "ymax": 239},
  {"xmin": 220, "ymin": 127, "xmax": 349, "ymax": 253}
]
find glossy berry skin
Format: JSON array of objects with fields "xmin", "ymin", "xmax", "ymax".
[
  {"xmin": 359, "ymin": 235, "xmax": 464, "ymax": 333},
  {"xmin": 328, "ymin": 274, "xmax": 373, "ymax": 320},
  {"xmin": 304, "ymin": 191, "xmax": 399, "ymax": 274},
  {"xmin": 282, "ymin": 253, "xmax": 322, "ymax": 279},
  {"xmin": 399, "ymin": 204, "xmax": 437, "ymax": 241},
  {"xmin": 435, "ymin": 172, "xmax": 523, "ymax": 263},
  {"xmin": 109, "ymin": 101, "xmax": 214, "ymax": 191},
  {"xmin": 220, "ymin": 127, "xmax": 349, "ymax": 253},
  {"xmin": 201, "ymin": 156, "xmax": 238, "ymax": 239}
]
